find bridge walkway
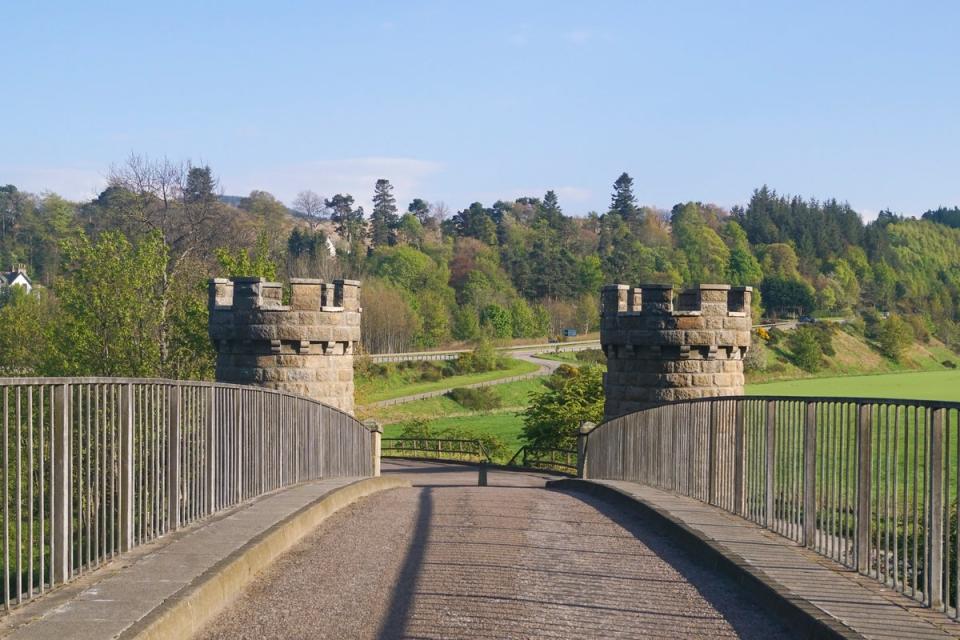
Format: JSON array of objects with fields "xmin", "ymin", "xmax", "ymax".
[
  {"xmin": 560, "ymin": 478, "xmax": 960, "ymax": 640},
  {"xmin": 198, "ymin": 461, "xmax": 800, "ymax": 639}
]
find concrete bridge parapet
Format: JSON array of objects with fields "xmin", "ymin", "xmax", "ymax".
[{"xmin": 600, "ymin": 283, "xmax": 752, "ymax": 420}]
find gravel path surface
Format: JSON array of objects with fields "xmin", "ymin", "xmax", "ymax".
[{"xmin": 197, "ymin": 461, "xmax": 799, "ymax": 639}]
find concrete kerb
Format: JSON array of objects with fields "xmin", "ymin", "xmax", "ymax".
[
  {"xmin": 547, "ymin": 478, "xmax": 859, "ymax": 640},
  {"xmin": 124, "ymin": 476, "xmax": 409, "ymax": 640}
]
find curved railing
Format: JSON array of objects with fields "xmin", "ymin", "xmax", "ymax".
[
  {"xmin": 584, "ymin": 396, "xmax": 960, "ymax": 616},
  {"xmin": 0, "ymin": 377, "xmax": 374, "ymax": 611}
]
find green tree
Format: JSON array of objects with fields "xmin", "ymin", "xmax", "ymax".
[
  {"xmin": 521, "ymin": 365, "xmax": 604, "ymax": 449},
  {"xmin": 878, "ymin": 314, "xmax": 912, "ymax": 361},
  {"xmin": 610, "ymin": 172, "xmax": 641, "ymax": 223},
  {"xmin": 326, "ymin": 193, "xmax": 366, "ymax": 246},
  {"xmin": 370, "ymin": 179, "xmax": 399, "ymax": 247},
  {"xmin": 786, "ymin": 327, "xmax": 823, "ymax": 372},
  {"xmin": 215, "ymin": 234, "xmax": 278, "ymax": 279},
  {"xmin": 481, "ymin": 303, "xmax": 512, "ymax": 338},
  {"xmin": 53, "ymin": 231, "xmax": 167, "ymax": 376}
]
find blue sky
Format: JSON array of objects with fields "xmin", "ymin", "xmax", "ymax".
[{"xmin": 2, "ymin": 1, "xmax": 958, "ymax": 219}]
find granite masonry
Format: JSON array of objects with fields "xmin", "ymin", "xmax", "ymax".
[
  {"xmin": 600, "ymin": 283, "xmax": 752, "ymax": 420},
  {"xmin": 208, "ymin": 277, "xmax": 361, "ymax": 414}
]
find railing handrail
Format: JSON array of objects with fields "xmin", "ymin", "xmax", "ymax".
[
  {"xmin": 0, "ymin": 377, "xmax": 360, "ymax": 422},
  {"xmin": 593, "ymin": 394, "xmax": 960, "ymax": 435}
]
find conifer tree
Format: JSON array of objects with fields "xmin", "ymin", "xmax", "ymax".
[
  {"xmin": 610, "ymin": 172, "xmax": 641, "ymax": 222},
  {"xmin": 370, "ymin": 179, "xmax": 399, "ymax": 247}
]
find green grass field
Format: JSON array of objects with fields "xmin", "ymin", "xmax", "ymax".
[
  {"xmin": 747, "ymin": 370, "xmax": 960, "ymax": 402},
  {"xmin": 356, "ymin": 357, "xmax": 540, "ymax": 404}
]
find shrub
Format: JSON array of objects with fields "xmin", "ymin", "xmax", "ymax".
[
  {"xmin": 447, "ymin": 386, "xmax": 502, "ymax": 411},
  {"xmin": 878, "ymin": 314, "xmax": 913, "ymax": 361},
  {"xmin": 744, "ymin": 343, "xmax": 767, "ymax": 373},
  {"xmin": 575, "ymin": 349, "xmax": 606, "ymax": 365},
  {"xmin": 786, "ymin": 327, "xmax": 824, "ymax": 372},
  {"xmin": 453, "ymin": 341, "xmax": 505, "ymax": 374},
  {"xmin": 943, "ymin": 360, "xmax": 957, "ymax": 369}
]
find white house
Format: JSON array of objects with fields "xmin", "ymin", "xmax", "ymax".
[{"xmin": 1, "ymin": 265, "xmax": 32, "ymax": 294}]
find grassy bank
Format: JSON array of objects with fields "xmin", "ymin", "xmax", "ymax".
[{"xmin": 355, "ymin": 357, "xmax": 540, "ymax": 404}]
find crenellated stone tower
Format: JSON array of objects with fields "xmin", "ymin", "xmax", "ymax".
[
  {"xmin": 208, "ymin": 277, "xmax": 361, "ymax": 414},
  {"xmin": 600, "ymin": 283, "xmax": 752, "ymax": 420}
]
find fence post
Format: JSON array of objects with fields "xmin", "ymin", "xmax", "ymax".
[
  {"xmin": 928, "ymin": 407, "xmax": 945, "ymax": 609},
  {"xmin": 733, "ymin": 399, "xmax": 746, "ymax": 516},
  {"xmin": 765, "ymin": 400, "xmax": 776, "ymax": 527},
  {"xmin": 205, "ymin": 386, "xmax": 216, "ymax": 515},
  {"xmin": 803, "ymin": 401, "xmax": 817, "ymax": 548},
  {"xmin": 119, "ymin": 383, "xmax": 134, "ymax": 552},
  {"xmin": 578, "ymin": 422, "xmax": 595, "ymax": 479},
  {"xmin": 708, "ymin": 403, "xmax": 719, "ymax": 505},
  {"xmin": 855, "ymin": 403, "xmax": 872, "ymax": 574},
  {"xmin": 52, "ymin": 383, "xmax": 70, "ymax": 585},
  {"xmin": 363, "ymin": 419, "xmax": 382, "ymax": 477},
  {"xmin": 167, "ymin": 383, "xmax": 181, "ymax": 532}
]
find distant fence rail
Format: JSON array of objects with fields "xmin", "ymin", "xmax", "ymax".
[
  {"xmin": 381, "ymin": 438, "xmax": 491, "ymax": 462},
  {"xmin": 585, "ymin": 396, "xmax": 960, "ymax": 616},
  {"xmin": 508, "ymin": 446, "xmax": 577, "ymax": 475},
  {"xmin": 0, "ymin": 377, "xmax": 374, "ymax": 612}
]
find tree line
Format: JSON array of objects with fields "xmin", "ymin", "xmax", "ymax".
[{"xmin": 1, "ymin": 156, "xmax": 959, "ymax": 378}]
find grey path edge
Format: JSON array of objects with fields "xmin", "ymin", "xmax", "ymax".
[
  {"xmin": 124, "ymin": 476, "xmax": 410, "ymax": 640},
  {"xmin": 547, "ymin": 478, "xmax": 859, "ymax": 640}
]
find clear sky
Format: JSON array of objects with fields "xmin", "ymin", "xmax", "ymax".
[{"xmin": 2, "ymin": 1, "xmax": 958, "ymax": 219}]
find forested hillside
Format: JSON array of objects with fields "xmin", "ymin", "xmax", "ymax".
[{"xmin": 1, "ymin": 157, "xmax": 958, "ymax": 379}]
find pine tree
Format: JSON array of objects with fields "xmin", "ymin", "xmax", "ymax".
[
  {"xmin": 325, "ymin": 193, "xmax": 366, "ymax": 245},
  {"xmin": 370, "ymin": 179, "xmax": 399, "ymax": 247},
  {"xmin": 407, "ymin": 198, "xmax": 431, "ymax": 224},
  {"xmin": 610, "ymin": 172, "xmax": 641, "ymax": 222}
]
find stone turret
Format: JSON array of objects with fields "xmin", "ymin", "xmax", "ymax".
[
  {"xmin": 600, "ymin": 283, "xmax": 752, "ymax": 420},
  {"xmin": 208, "ymin": 277, "xmax": 361, "ymax": 414}
]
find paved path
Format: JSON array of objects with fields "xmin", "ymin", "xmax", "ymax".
[
  {"xmin": 198, "ymin": 461, "xmax": 799, "ymax": 639},
  {"xmin": 585, "ymin": 479, "xmax": 960, "ymax": 640},
  {"xmin": 360, "ymin": 353, "xmax": 561, "ymax": 410}
]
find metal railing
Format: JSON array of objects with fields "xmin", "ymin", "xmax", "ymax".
[
  {"xmin": 507, "ymin": 445, "xmax": 578, "ymax": 475},
  {"xmin": 584, "ymin": 396, "xmax": 960, "ymax": 616},
  {"xmin": 0, "ymin": 377, "xmax": 374, "ymax": 612},
  {"xmin": 381, "ymin": 438, "xmax": 491, "ymax": 462}
]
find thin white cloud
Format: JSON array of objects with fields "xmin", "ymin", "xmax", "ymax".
[
  {"xmin": 228, "ymin": 156, "xmax": 444, "ymax": 211},
  {"xmin": 563, "ymin": 30, "xmax": 593, "ymax": 45},
  {"xmin": 507, "ymin": 33, "xmax": 529, "ymax": 47},
  {"xmin": 0, "ymin": 166, "xmax": 106, "ymax": 201}
]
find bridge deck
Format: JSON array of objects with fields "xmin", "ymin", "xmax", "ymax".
[
  {"xmin": 198, "ymin": 461, "xmax": 801, "ymax": 639},
  {"xmin": 1, "ymin": 477, "xmax": 369, "ymax": 640},
  {"xmin": 563, "ymin": 478, "xmax": 960, "ymax": 640}
]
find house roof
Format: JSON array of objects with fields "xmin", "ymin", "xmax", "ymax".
[{"xmin": 2, "ymin": 270, "xmax": 32, "ymax": 287}]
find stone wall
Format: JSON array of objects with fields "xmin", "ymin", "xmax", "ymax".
[
  {"xmin": 208, "ymin": 277, "xmax": 361, "ymax": 414},
  {"xmin": 600, "ymin": 283, "xmax": 752, "ymax": 421}
]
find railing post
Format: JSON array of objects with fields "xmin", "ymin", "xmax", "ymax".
[
  {"xmin": 119, "ymin": 383, "xmax": 135, "ymax": 552},
  {"xmin": 803, "ymin": 401, "xmax": 817, "ymax": 548},
  {"xmin": 578, "ymin": 422, "xmax": 595, "ymax": 479},
  {"xmin": 52, "ymin": 383, "xmax": 70, "ymax": 585},
  {"xmin": 205, "ymin": 386, "xmax": 216, "ymax": 515},
  {"xmin": 765, "ymin": 400, "xmax": 776, "ymax": 527},
  {"xmin": 708, "ymin": 403, "xmax": 719, "ymax": 505},
  {"xmin": 928, "ymin": 407, "xmax": 945, "ymax": 609},
  {"xmin": 167, "ymin": 383, "xmax": 181, "ymax": 532},
  {"xmin": 733, "ymin": 399, "xmax": 746, "ymax": 516},
  {"xmin": 363, "ymin": 419, "xmax": 382, "ymax": 477},
  {"xmin": 855, "ymin": 402, "xmax": 872, "ymax": 574}
]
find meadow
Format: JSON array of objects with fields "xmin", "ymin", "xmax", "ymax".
[{"xmin": 747, "ymin": 370, "xmax": 960, "ymax": 403}]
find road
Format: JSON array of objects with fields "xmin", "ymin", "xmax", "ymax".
[{"xmin": 198, "ymin": 462, "xmax": 800, "ymax": 640}]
